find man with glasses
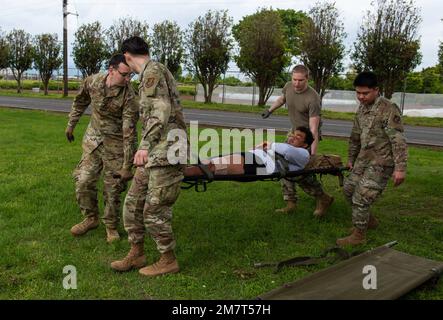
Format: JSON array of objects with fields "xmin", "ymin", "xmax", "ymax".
[{"xmin": 66, "ymin": 54, "xmax": 139, "ymax": 243}]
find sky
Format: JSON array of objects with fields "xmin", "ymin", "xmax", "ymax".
[{"xmin": 0, "ymin": 0, "xmax": 442, "ymax": 74}]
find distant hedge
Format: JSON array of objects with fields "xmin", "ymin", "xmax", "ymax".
[
  {"xmin": 0, "ymin": 80, "xmax": 196, "ymax": 96},
  {"xmin": 130, "ymin": 81, "xmax": 196, "ymax": 96},
  {"xmin": 0, "ymin": 80, "xmax": 80, "ymax": 91}
]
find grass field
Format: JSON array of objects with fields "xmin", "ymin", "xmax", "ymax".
[
  {"xmin": 0, "ymin": 89, "xmax": 442, "ymax": 128},
  {"xmin": 0, "ymin": 107, "xmax": 442, "ymax": 299}
]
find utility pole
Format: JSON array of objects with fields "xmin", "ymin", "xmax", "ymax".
[
  {"xmin": 63, "ymin": 0, "xmax": 78, "ymax": 97},
  {"xmin": 63, "ymin": 0, "xmax": 68, "ymax": 97}
]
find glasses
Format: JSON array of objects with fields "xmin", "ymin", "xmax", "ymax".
[{"xmin": 117, "ymin": 70, "xmax": 134, "ymax": 78}]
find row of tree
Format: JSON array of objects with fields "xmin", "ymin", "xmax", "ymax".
[
  {"xmin": 329, "ymin": 66, "xmax": 443, "ymax": 94},
  {"xmin": 0, "ymin": 0, "xmax": 429, "ymax": 104},
  {"xmin": 0, "ymin": 30, "xmax": 61, "ymax": 95}
]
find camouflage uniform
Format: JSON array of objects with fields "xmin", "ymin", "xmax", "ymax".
[
  {"xmin": 68, "ymin": 73, "xmax": 139, "ymax": 229},
  {"xmin": 123, "ymin": 60, "xmax": 187, "ymax": 254},
  {"xmin": 281, "ymin": 136, "xmax": 325, "ymax": 202},
  {"xmin": 281, "ymin": 173, "xmax": 325, "ymax": 201},
  {"xmin": 344, "ymin": 96, "xmax": 408, "ymax": 230}
]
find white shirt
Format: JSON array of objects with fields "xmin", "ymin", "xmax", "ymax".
[{"xmin": 249, "ymin": 143, "xmax": 310, "ymax": 175}]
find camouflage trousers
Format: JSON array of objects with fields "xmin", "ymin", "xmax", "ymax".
[
  {"xmin": 123, "ymin": 165, "xmax": 183, "ymax": 254},
  {"xmin": 280, "ymin": 134, "xmax": 324, "ymax": 202},
  {"xmin": 72, "ymin": 143, "xmax": 126, "ymax": 228},
  {"xmin": 280, "ymin": 174, "xmax": 325, "ymax": 202},
  {"xmin": 343, "ymin": 165, "xmax": 393, "ymax": 230}
]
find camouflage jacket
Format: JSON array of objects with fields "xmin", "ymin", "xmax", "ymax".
[
  {"xmin": 348, "ymin": 96, "xmax": 408, "ymax": 171},
  {"xmin": 138, "ymin": 59, "xmax": 187, "ymax": 167},
  {"xmin": 67, "ymin": 73, "xmax": 139, "ymax": 170}
]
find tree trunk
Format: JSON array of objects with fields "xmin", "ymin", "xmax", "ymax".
[
  {"xmin": 41, "ymin": 74, "xmax": 50, "ymax": 95},
  {"xmin": 384, "ymin": 89, "xmax": 393, "ymax": 100},
  {"xmin": 207, "ymin": 82, "xmax": 215, "ymax": 104},
  {"xmin": 258, "ymin": 85, "xmax": 266, "ymax": 106},
  {"xmin": 202, "ymin": 83, "xmax": 210, "ymax": 103},
  {"xmin": 44, "ymin": 80, "xmax": 49, "ymax": 95},
  {"xmin": 384, "ymin": 80, "xmax": 394, "ymax": 99},
  {"xmin": 16, "ymin": 74, "xmax": 22, "ymax": 94},
  {"xmin": 314, "ymin": 78, "xmax": 322, "ymax": 96}
]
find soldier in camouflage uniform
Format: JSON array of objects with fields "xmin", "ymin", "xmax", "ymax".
[
  {"xmin": 337, "ymin": 71, "xmax": 408, "ymax": 246},
  {"xmin": 66, "ymin": 54, "xmax": 139, "ymax": 243},
  {"xmin": 111, "ymin": 36, "xmax": 188, "ymax": 276}
]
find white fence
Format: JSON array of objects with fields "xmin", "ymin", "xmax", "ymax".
[{"xmin": 196, "ymin": 84, "xmax": 443, "ymax": 118}]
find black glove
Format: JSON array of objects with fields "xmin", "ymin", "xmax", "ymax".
[
  {"xmin": 65, "ymin": 126, "xmax": 74, "ymax": 142},
  {"xmin": 113, "ymin": 168, "xmax": 134, "ymax": 182},
  {"xmin": 261, "ymin": 109, "xmax": 272, "ymax": 119}
]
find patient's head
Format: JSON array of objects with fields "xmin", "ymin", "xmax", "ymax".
[{"xmin": 287, "ymin": 126, "xmax": 314, "ymax": 149}]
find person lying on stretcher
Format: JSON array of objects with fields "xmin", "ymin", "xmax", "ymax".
[{"xmin": 185, "ymin": 126, "xmax": 315, "ymax": 177}]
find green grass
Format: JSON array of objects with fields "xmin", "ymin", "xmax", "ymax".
[
  {"xmin": 1, "ymin": 89, "xmax": 442, "ymax": 128},
  {"xmin": 0, "ymin": 107, "xmax": 442, "ymax": 299}
]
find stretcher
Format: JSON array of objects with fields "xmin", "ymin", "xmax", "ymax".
[
  {"xmin": 257, "ymin": 242, "xmax": 443, "ymax": 300},
  {"xmin": 181, "ymin": 166, "xmax": 348, "ymax": 192}
]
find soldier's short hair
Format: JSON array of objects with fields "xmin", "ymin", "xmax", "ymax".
[
  {"xmin": 108, "ymin": 54, "xmax": 128, "ymax": 69},
  {"xmin": 121, "ymin": 36, "xmax": 150, "ymax": 56},
  {"xmin": 294, "ymin": 126, "xmax": 314, "ymax": 147},
  {"xmin": 292, "ymin": 65, "xmax": 310, "ymax": 78},
  {"xmin": 353, "ymin": 71, "xmax": 378, "ymax": 88}
]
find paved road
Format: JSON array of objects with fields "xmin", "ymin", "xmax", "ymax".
[{"xmin": 1, "ymin": 95, "xmax": 442, "ymax": 147}]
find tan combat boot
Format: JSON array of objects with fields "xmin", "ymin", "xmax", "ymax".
[
  {"xmin": 106, "ymin": 228, "xmax": 120, "ymax": 243},
  {"xmin": 139, "ymin": 251, "xmax": 180, "ymax": 277},
  {"xmin": 313, "ymin": 193, "xmax": 334, "ymax": 218},
  {"xmin": 275, "ymin": 200, "xmax": 297, "ymax": 214},
  {"xmin": 336, "ymin": 228, "xmax": 366, "ymax": 246},
  {"xmin": 348, "ymin": 214, "xmax": 379, "ymax": 232},
  {"xmin": 110, "ymin": 243, "xmax": 146, "ymax": 272},
  {"xmin": 70, "ymin": 217, "xmax": 99, "ymax": 236}
]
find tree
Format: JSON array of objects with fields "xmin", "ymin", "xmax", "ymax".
[
  {"xmin": 275, "ymin": 9, "xmax": 309, "ymax": 87},
  {"xmin": 72, "ymin": 22, "xmax": 108, "ymax": 78},
  {"xmin": 352, "ymin": 0, "xmax": 422, "ymax": 98},
  {"xmin": 421, "ymin": 67, "xmax": 442, "ymax": 93},
  {"xmin": 106, "ymin": 17, "xmax": 150, "ymax": 56},
  {"xmin": 299, "ymin": 1, "xmax": 346, "ymax": 99},
  {"xmin": 402, "ymin": 71, "xmax": 423, "ymax": 93},
  {"xmin": 327, "ymin": 75, "xmax": 350, "ymax": 90},
  {"xmin": 276, "ymin": 9, "xmax": 309, "ymax": 58},
  {"xmin": 438, "ymin": 42, "xmax": 443, "ymax": 80},
  {"xmin": 185, "ymin": 10, "xmax": 233, "ymax": 103},
  {"xmin": 6, "ymin": 29, "xmax": 33, "ymax": 93},
  {"xmin": 0, "ymin": 28, "xmax": 9, "ymax": 70},
  {"xmin": 151, "ymin": 21, "xmax": 184, "ymax": 78},
  {"xmin": 233, "ymin": 8, "xmax": 289, "ymax": 106},
  {"xmin": 33, "ymin": 34, "xmax": 62, "ymax": 95}
]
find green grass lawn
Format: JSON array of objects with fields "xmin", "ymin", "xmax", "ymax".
[
  {"xmin": 1, "ymin": 89, "xmax": 442, "ymax": 128},
  {"xmin": 0, "ymin": 107, "xmax": 442, "ymax": 299}
]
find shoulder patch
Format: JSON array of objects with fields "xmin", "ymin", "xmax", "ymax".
[
  {"xmin": 393, "ymin": 114, "xmax": 401, "ymax": 124},
  {"xmin": 145, "ymin": 77, "xmax": 157, "ymax": 88}
]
